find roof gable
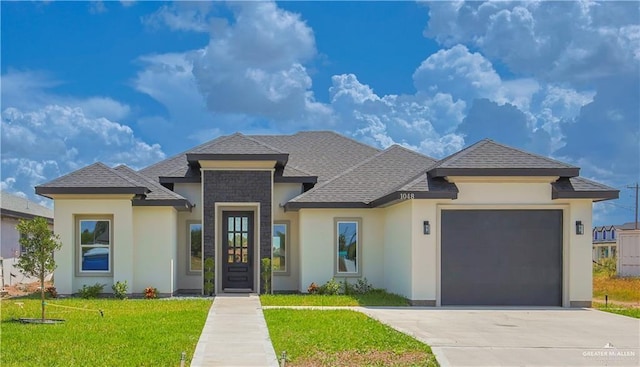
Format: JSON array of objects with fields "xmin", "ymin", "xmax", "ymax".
[
  {"xmin": 287, "ymin": 145, "xmax": 437, "ymax": 207},
  {"xmin": 429, "ymin": 139, "xmax": 580, "ymax": 177},
  {"xmin": 36, "ymin": 162, "xmax": 149, "ymax": 196}
]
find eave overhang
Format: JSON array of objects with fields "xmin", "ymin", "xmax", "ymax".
[
  {"xmin": 369, "ymin": 190, "xmax": 458, "ymax": 208},
  {"xmin": 35, "ymin": 186, "xmax": 149, "ymax": 199},
  {"xmin": 132, "ymin": 199, "xmax": 194, "ymax": 211},
  {"xmin": 186, "ymin": 153, "xmax": 289, "ymax": 169},
  {"xmin": 429, "ymin": 167, "xmax": 580, "ymax": 178},
  {"xmin": 0, "ymin": 209, "xmax": 54, "ymax": 224}
]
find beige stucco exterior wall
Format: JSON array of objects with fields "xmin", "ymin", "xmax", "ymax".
[
  {"xmin": 132, "ymin": 206, "xmax": 177, "ymax": 295},
  {"xmin": 273, "ymin": 183, "xmax": 302, "ymax": 291},
  {"xmin": 174, "ymin": 183, "xmax": 203, "ymax": 291},
  {"xmin": 382, "ymin": 200, "xmax": 413, "ymax": 298},
  {"xmin": 298, "ymin": 208, "xmax": 384, "ymax": 292},
  {"xmin": 52, "ymin": 196, "xmax": 134, "ymax": 295},
  {"xmin": 404, "ymin": 179, "xmax": 594, "ymax": 307}
]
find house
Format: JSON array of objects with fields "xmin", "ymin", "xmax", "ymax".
[
  {"xmin": 592, "ymin": 225, "xmax": 618, "ymax": 261},
  {"xmin": 592, "ymin": 222, "xmax": 640, "ymax": 262},
  {"xmin": 616, "ymin": 222, "xmax": 640, "ymax": 277},
  {"xmin": 1, "ymin": 191, "xmax": 54, "ymax": 286},
  {"xmin": 35, "ymin": 131, "xmax": 618, "ymax": 307}
]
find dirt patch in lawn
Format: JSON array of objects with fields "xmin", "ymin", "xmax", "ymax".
[
  {"xmin": 2, "ymin": 280, "xmax": 54, "ymax": 299},
  {"xmin": 292, "ymin": 350, "xmax": 437, "ymax": 367}
]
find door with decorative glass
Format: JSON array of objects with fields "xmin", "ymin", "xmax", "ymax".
[{"xmin": 222, "ymin": 211, "xmax": 254, "ymax": 290}]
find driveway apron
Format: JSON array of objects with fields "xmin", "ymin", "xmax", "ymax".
[
  {"xmin": 191, "ymin": 294, "xmax": 278, "ymax": 367},
  {"xmin": 360, "ymin": 307, "xmax": 640, "ymax": 367}
]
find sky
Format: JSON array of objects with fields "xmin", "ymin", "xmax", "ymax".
[{"xmin": 1, "ymin": 1, "xmax": 639, "ymax": 226}]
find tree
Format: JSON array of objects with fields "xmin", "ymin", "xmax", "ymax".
[{"xmin": 16, "ymin": 216, "xmax": 63, "ymax": 321}]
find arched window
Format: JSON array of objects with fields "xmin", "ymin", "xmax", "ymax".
[{"xmin": 611, "ymin": 229, "xmax": 616, "ymax": 239}]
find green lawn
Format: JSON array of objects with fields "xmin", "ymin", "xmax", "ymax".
[
  {"xmin": 264, "ymin": 309, "xmax": 438, "ymax": 367},
  {"xmin": 1, "ymin": 298, "xmax": 211, "ymax": 366},
  {"xmin": 594, "ymin": 302, "xmax": 640, "ymax": 319},
  {"xmin": 261, "ymin": 290, "xmax": 410, "ymax": 307}
]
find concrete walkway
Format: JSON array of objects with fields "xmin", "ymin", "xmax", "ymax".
[{"xmin": 191, "ymin": 294, "xmax": 279, "ymax": 367}]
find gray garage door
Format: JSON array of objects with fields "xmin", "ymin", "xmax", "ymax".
[{"xmin": 441, "ymin": 210, "xmax": 563, "ymax": 306}]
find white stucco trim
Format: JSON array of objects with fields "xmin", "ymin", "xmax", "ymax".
[{"xmin": 435, "ymin": 203, "xmax": 571, "ymax": 307}]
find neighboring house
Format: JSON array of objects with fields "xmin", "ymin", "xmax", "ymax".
[
  {"xmin": 35, "ymin": 131, "xmax": 618, "ymax": 307},
  {"xmin": 592, "ymin": 225, "xmax": 618, "ymax": 261},
  {"xmin": 1, "ymin": 191, "xmax": 54, "ymax": 286},
  {"xmin": 616, "ymin": 223, "xmax": 640, "ymax": 277},
  {"xmin": 592, "ymin": 222, "xmax": 640, "ymax": 262}
]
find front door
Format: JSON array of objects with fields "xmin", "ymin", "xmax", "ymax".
[{"xmin": 222, "ymin": 211, "xmax": 254, "ymax": 291}]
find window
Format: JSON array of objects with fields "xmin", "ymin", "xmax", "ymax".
[
  {"xmin": 189, "ymin": 222, "xmax": 202, "ymax": 272},
  {"xmin": 612, "ymin": 229, "xmax": 616, "ymax": 240},
  {"xmin": 79, "ymin": 219, "xmax": 111, "ymax": 272},
  {"xmin": 273, "ymin": 222, "xmax": 288, "ymax": 273},
  {"xmin": 335, "ymin": 218, "xmax": 362, "ymax": 276}
]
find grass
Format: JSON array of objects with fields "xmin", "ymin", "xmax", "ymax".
[
  {"xmin": 593, "ymin": 302, "xmax": 640, "ymax": 318},
  {"xmin": 0, "ymin": 298, "xmax": 212, "ymax": 366},
  {"xmin": 264, "ymin": 309, "xmax": 438, "ymax": 367},
  {"xmin": 261, "ymin": 290, "xmax": 410, "ymax": 307},
  {"xmin": 593, "ymin": 271, "xmax": 640, "ymax": 303}
]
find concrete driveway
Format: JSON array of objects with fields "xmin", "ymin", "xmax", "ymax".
[{"xmin": 359, "ymin": 307, "xmax": 639, "ymax": 367}]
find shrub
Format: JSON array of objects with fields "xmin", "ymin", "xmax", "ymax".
[
  {"xmin": 601, "ymin": 257, "xmax": 617, "ymax": 278},
  {"xmin": 45, "ymin": 286, "xmax": 58, "ymax": 299},
  {"xmin": 353, "ymin": 278, "xmax": 374, "ymax": 294},
  {"xmin": 112, "ymin": 280, "xmax": 128, "ymax": 300},
  {"xmin": 307, "ymin": 282, "xmax": 319, "ymax": 294},
  {"xmin": 342, "ymin": 278, "xmax": 356, "ymax": 295},
  {"xmin": 318, "ymin": 278, "xmax": 341, "ymax": 295},
  {"xmin": 78, "ymin": 283, "xmax": 105, "ymax": 299},
  {"xmin": 203, "ymin": 257, "xmax": 215, "ymax": 296},
  {"xmin": 144, "ymin": 286, "xmax": 158, "ymax": 299},
  {"xmin": 261, "ymin": 258, "xmax": 272, "ymax": 294}
]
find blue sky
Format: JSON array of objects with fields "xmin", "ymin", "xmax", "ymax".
[{"xmin": 1, "ymin": 1, "xmax": 638, "ymax": 226}]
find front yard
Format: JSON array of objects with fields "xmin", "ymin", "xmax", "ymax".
[
  {"xmin": 0, "ymin": 298, "xmax": 211, "ymax": 366},
  {"xmin": 593, "ymin": 262, "xmax": 640, "ymax": 318},
  {"xmin": 264, "ymin": 309, "xmax": 438, "ymax": 367}
]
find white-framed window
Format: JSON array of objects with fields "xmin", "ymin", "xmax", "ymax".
[
  {"xmin": 273, "ymin": 222, "xmax": 289, "ymax": 274},
  {"xmin": 78, "ymin": 218, "xmax": 111, "ymax": 273},
  {"xmin": 334, "ymin": 218, "xmax": 362, "ymax": 277},
  {"xmin": 188, "ymin": 222, "xmax": 202, "ymax": 273}
]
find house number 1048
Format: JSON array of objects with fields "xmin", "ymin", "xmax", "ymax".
[{"xmin": 400, "ymin": 193, "xmax": 415, "ymax": 200}]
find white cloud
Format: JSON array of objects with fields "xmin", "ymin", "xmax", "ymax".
[
  {"xmin": 88, "ymin": 1, "xmax": 107, "ymax": 15},
  {"xmin": 142, "ymin": 2, "xmax": 213, "ymax": 32},
  {"xmin": 1, "ymin": 71, "xmax": 166, "ymax": 204},
  {"xmin": 424, "ymin": 1, "xmax": 640, "ymax": 82}
]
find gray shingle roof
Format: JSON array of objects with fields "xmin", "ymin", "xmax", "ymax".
[
  {"xmin": 188, "ymin": 133, "xmax": 286, "ymax": 155},
  {"xmin": 429, "ymin": 139, "xmax": 580, "ymax": 177},
  {"xmin": 140, "ymin": 131, "xmax": 380, "ymax": 183},
  {"xmin": 551, "ymin": 177, "xmax": 619, "ymax": 201},
  {"xmin": 35, "ymin": 163, "xmax": 192, "ymax": 209},
  {"xmin": 113, "ymin": 166, "xmax": 188, "ymax": 202},
  {"xmin": 252, "ymin": 131, "xmax": 380, "ymax": 183},
  {"xmin": 36, "ymin": 162, "xmax": 149, "ymax": 196},
  {"xmin": 288, "ymin": 145, "xmax": 436, "ymax": 205},
  {"xmin": 1, "ymin": 191, "xmax": 53, "ymax": 219}
]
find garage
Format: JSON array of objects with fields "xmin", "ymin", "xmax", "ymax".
[{"xmin": 441, "ymin": 209, "xmax": 563, "ymax": 306}]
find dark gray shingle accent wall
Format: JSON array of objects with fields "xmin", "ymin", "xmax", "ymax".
[{"xmin": 202, "ymin": 170, "xmax": 272, "ymax": 292}]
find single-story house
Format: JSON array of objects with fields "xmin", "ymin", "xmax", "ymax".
[
  {"xmin": 36, "ymin": 131, "xmax": 618, "ymax": 307},
  {"xmin": 1, "ymin": 191, "xmax": 54, "ymax": 286}
]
